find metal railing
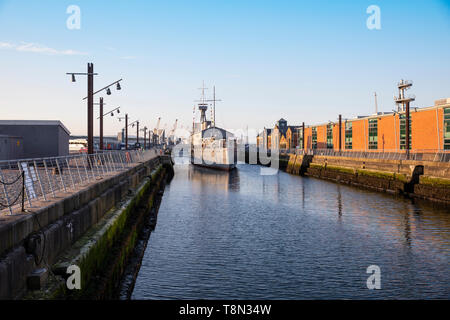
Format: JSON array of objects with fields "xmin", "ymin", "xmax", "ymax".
[
  {"xmin": 292, "ymin": 148, "xmax": 450, "ymax": 162},
  {"xmin": 0, "ymin": 149, "xmax": 159, "ymax": 215}
]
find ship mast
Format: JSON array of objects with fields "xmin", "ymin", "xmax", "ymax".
[
  {"xmin": 197, "ymin": 82, "xmax": 208, "ymax": 128},
  {"xmin": 209, "ymin": 86, "xmax": 222, "ymax": 128},
  {"xmin": 194, "ymin": 82, "xmax": 222, "ymax": 130}
]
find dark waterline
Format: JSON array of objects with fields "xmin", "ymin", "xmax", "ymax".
[{"xmin": 131, "ymin": 161, "xmax": 450, "ymax": 299}]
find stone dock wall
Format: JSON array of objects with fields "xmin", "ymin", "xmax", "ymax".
[
  {"xmin": 248, "ymin": 151, "xmax": 450, "ymax": 204},
  {"xmin": 0, "ymin": 155, "xmax": 174, "ymax": 299}
]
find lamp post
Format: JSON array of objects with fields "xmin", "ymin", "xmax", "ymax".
[
  {"xmin": 96, "ymin": 104, "xmax": 120, "ymax": 150},
  {"xmin": 136, "ymin": 121, "xmax": 140, "ymax": 145},
  {"xmin": 66, "ymin": 63, "xmax": 98, "ymax": 154},
  {"xmin": 338, "ymin": 114, "xmax": 342, "ymax": 152},
  {"xmin": 67, "ymin": 63, "xmax": 122, "ymax": 154},
  {"xmin": 99, "ymin": 97, "xmax": 103, "ymax": 150},
  {"xmin": 119, "ymin": 117, "xmax": 139, "ymax": 150},
  {"xmin": 82, "ymin": 78, "xmax": 122, "ymax": 151},
  {"xmin": 126, "ymin": 114, "xmax": 128, "ymax": 150},
  {"xmin": 141, "ymin": 127, "xmax": 148, "ymax": 149},
  {"xmin": 94, "ymin": 97, "xmax": 105, "ymax": 150},
  {"xmin": 119, "ymin": 115, "xmax": 129, "ymax": 149},
  {"xmin": 128, "ymin": 120, "xmax": 139, "ymax": 149}
]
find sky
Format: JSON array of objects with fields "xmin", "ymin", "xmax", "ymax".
[{"xmin": 0, "ymin": 0, "xmax": 450, "ymax": 137}]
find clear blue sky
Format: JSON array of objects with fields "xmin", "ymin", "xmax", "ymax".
[{"xmin": 0, "ymin": 0, "xmax": 449, "ymax": 136}]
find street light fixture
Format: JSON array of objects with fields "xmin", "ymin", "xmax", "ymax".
[
  {"xmin": 127, "ymin": 120, "xmax": 139, "ymax": 148},
  {"xmin": 98, "ymin": 107, "xmax": 120, "ymax": 118},
  {"xmin": 118, "ymin": 114, "xmax": 129, "ymax": 150},
  {"xmin": 118, "ymin": 116, "xmax": 139, "ymax": 150},
  {"xmin": 94, "ymin": 103, "xmax": 121, "ymax": 150},
  {"xmin": 66, "ymin": 63, "xmax": 99, "ymax": 154},
  {"xmin": 82, "ymin": 79, "xmax": 123, "ymax": 100},
  {"xmin": 67, "ymin": 64, "xmax": 123, "ymax": 154},
  {"xmin": 140, "ymin": 126, "xmax": 148, "ymax": 149}
]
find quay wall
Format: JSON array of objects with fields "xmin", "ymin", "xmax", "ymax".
[
  {"xmin": 0, "ymin": 156, "xmax": 173, "ymax": 299},
  {"xmin": 247, "ymin": 151, "xmax": 450, "ymax": 203}
]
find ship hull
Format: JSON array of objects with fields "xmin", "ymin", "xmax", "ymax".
[
  {"xmin": 190, "ymin": 125, "xmax": 237, "ymax": 172},
  {"xmin": 190, "ymin": 151, "xmax": 236, "ymax": 171},
  {"xmin": 191, "ymin": 161, "xmax": 236, "ymax": 171},
  {"xmin": 190, "ymin": 145, "xmax": 237, "ymax": 172}
]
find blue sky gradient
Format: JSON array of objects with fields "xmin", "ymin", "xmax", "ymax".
[{"xmin": 0, "ymin": 0, "xmax": 449, "ymax": 135}]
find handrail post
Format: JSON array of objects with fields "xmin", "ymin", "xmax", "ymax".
[
  {"xmin": 43, "ymin": 159, "xmax": 55, "ymax": 198},
  {"xmin": 66, "ymin": 157, "xmax": 76, "ymax": 190},
  {"xmin": 74, "ymin": 156, "xmax": 83, "ymax": 185},
  {"xmin": 21, "ymin": 171, "xmax": 25, "ymax": 212},
  {"xmin": 34, "ymin": 160, "xmax": 47, "ymax": 201},
  {"xmin": 0, "ymin": 168, "xmax": 13, "ymax": 215},
  {"xmin": 55, "ymin": 158, "xmax": 67, "ymax": 193}
]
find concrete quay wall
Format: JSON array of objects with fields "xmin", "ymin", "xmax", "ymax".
[
  {"xmin": 0, "ymin": 156, "xmax": 167, "ymax": 299},
  {"xmin": 247, "ymin": 151, "xmax": 450, "ymax": 203},
  {"xmin": 284, "ymin": 153, "xmax": 450, "ymax": 203}
]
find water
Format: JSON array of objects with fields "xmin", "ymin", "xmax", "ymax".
[{"xmin": 132, "ymin": 161, "xmax": 450, "ymax": 299}]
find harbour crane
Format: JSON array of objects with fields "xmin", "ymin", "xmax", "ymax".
[
  {"xmin": 153, "ymin": 117, "xmax": 161, "ymax": 135},
  {"xmin": 168, "ymin": 119, "xmax": 178, "ymax": 145},
  {"xmin": 153, "ymin": 117, "xmax": 161, "ymax": 146}
]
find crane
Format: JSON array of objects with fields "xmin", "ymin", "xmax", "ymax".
[
  {"xmin": 168, "ymin": 119, "xmax": 178, "ymax": 145},
  {"xmin": 153, "ymin": 117, "xmax": 161, "ymax": 135},
  {"xmin": 170, "ymin": 119, "xmax": 178, "ymax": 136},
  {"xmin": 152, "ymin": 117, "xmax": 161, "ymax": 146}
]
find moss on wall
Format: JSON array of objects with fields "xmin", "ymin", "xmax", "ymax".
[
  {"xmin": 419, "ymin": 176, "xmax": 450, "ymax": 188},
  {"xmin": 357, "ymin": 169, "xmax": 395, "ymax": 180},
  {"xmin": 45, "ymin": 163, "xmax": 170, "ymax": 300},
  {"xmin": 325, "ymin": 165, "xmax": 355, "ymax": 175}
]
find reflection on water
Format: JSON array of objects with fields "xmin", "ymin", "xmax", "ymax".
[
  {"xmin": 188, "ymin": 165, "xmax": 240, "ymax": 192},
  {"xmin": 132, "ymin": 161, "xmax": 450, "ymax": 299}
]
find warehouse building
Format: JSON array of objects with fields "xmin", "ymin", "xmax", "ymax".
[
  {"xmin": 0, "ymin": 120, "xmax": 70, "ymax": 159},
  {"xmin": 299, "ymin": 98, "xmax": 450, "ymax": 152},
  {"xmin": 263, "ymin": 98, "xmax": 450, "ymax": 153},
  {"xmin": 0, "ymin": 135, "xmax": 24, "ymax": 161}
]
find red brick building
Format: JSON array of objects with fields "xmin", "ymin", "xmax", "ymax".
[{"xmin": 297, "ymin": 99, "xmax": 450, "ymax": 152}]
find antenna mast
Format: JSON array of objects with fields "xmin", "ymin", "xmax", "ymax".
[
  {"xmin": 208, "ymin": 86, "xmax": 221, "ymax": 127},
  {"xmin": 374, "ymin": 92, "xmax": 378, "ymax": 114},
  {"xmin": 213, "ymin": 86, "xmax": 215, "ymax": 127}
]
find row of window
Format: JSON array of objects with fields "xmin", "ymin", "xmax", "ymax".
[
  {"xmin": 296, "ymin": 108, "xmax": 450, "ymax": 150},
  {"xmin": 327, "ymin": 124, "xmax": 333, "ymax": 149},
  {"xmin": 311, "ymin": 127, "xmax": 317, "ymax": 149},
  {"xmin": 445, "ymin": 108, "xmax": 450, "ymax": 150},
  {"xmin": 345, "ymin": 122, "xmax": 352, "ymax": 149},
  {"xmin": 399, "ymin": 114, "xmax": 412, "ymax": 150},
  {"xmin": 368, "ymin": 119, "xmax": 378, "ymax": 150}
]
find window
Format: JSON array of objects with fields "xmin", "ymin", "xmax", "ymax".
[
  {"xmin": 327, "ymin": 124, "xmax": 333, "ymax": 149},
  {"xmin": 298, "ymin": 129, "xmax": 303, "ymax": 149},
  {"xmin": 368, "ymin": 119, "xmax": 378, "ymax": 150},
  {"xmin": 345, "ymin": 122, "xmax": 352, "ymax": 149},
  {"xmin": 399, "ymin": 114, "xmax": 412, "ymax": 150},
  {"xmin": 312, "ymin": 127, "xmax": 317, "ymax": 149},
  {"xmin": 444, "ymin": 108, "xmax": 450, "ymax": 150}
]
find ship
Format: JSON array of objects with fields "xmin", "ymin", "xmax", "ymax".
[{"xmin": 190, "ymin": 84, "xmax": 237, "ymax": 171}]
